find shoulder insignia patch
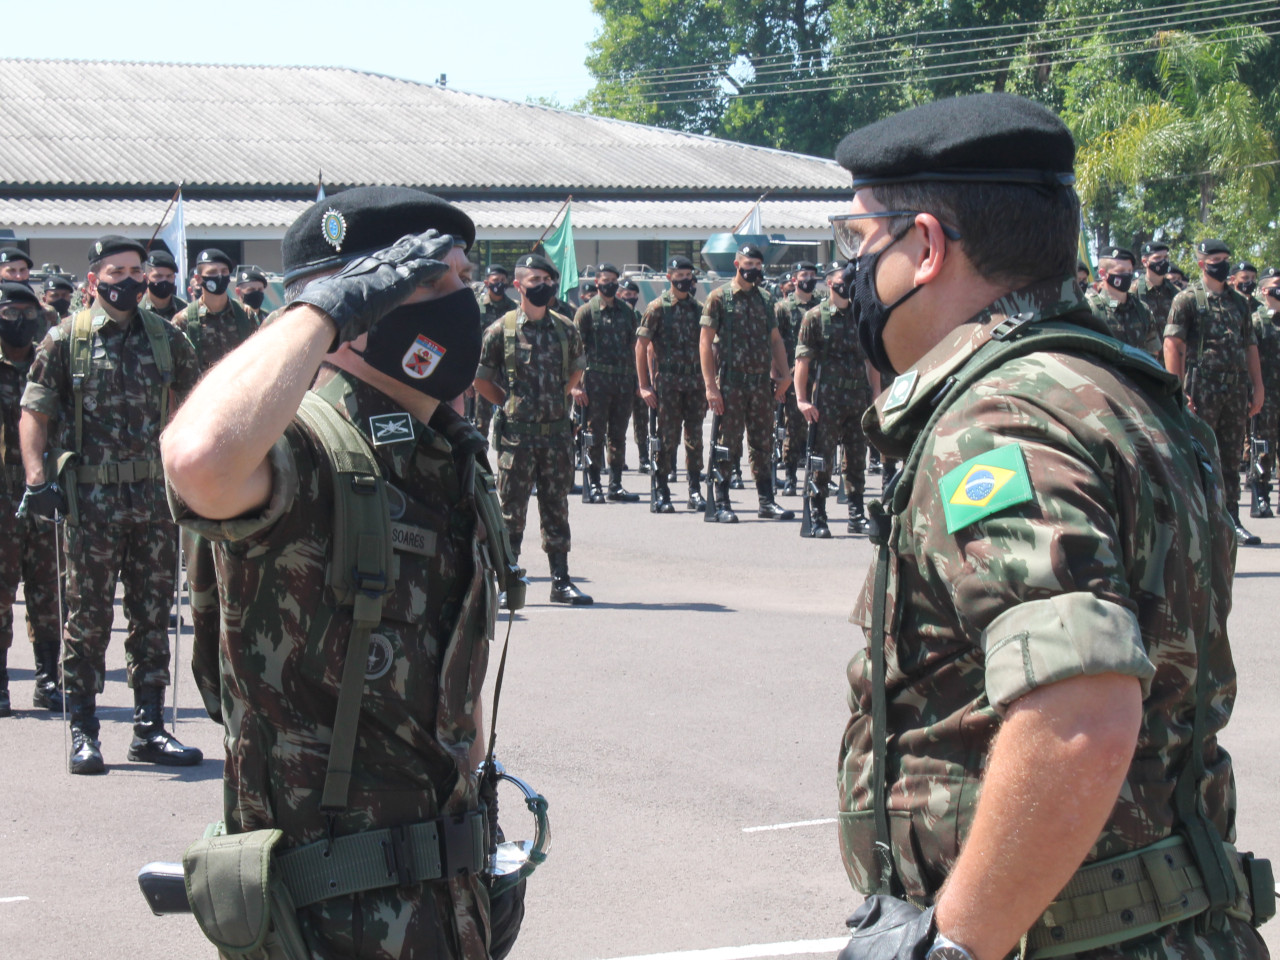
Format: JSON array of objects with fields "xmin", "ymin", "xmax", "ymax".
[
  {"xmin": 939, "ymin": 443, "xmax": 1034, "ymax": 534},
  {"xmin": 883, "ymin": 369, "xmax": 918, "ymax": 412},
  {"xmin": 369, "ymin": 412, "xmax": 414, "ymax": 446}
]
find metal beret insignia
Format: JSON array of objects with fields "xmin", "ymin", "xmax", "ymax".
[{"xmin": 321, "ymin": 208, "xmax": 347, "ymax": 252}]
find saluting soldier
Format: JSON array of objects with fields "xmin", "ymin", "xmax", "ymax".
[
  {"xmin": 475, "ymin": 253, "xmax": 592, "ymax": 605},
  {"xmin": 830, "ymin": 93, "xmax": 1270, "ymax": 960},
  {"xmin": 774, "ymin": 261, "xmax": 820, "ymax": 494},
  {"xmin": 18, "ymin": 235, "xmax": 202, "ymax": 774},
  {"xmin": 1164, "ymin": 239, "xmax": 1265, "ymax": 545},
  {"xmin": 1135, "ymin": 241, "xmax": 1176, "ymax": 335},
  {"xmin": 0, "ymin": 283, "xmax": 62, "ymax": 716},
  {"xmin": 1249, "ymin": 267, "xmax": 1280, "ymax": 518},
  {"xmin": 139, "ymin": 249, "xmax": 188, "ymax": 321},
  {"xmin": 794, "ymin": 261, "xmax": 876, "ymax": 538},
  {"xmin": 699, "ymin": 244, "xmax": 795, "ymax": 523},
  {"xmin": 637, "ymin": 256, "xmax": 707, "ymax": 512},
  {"xmin": 1084, "ymin": 246, "xmax": 1161, "ymax": 360}
]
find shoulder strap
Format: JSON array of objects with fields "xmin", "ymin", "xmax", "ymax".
[
  {"xmin": 138, "ymin": 309, "xmax": 175, "ymax": 425},
  {"xmin": 718, "ymin": 289, "xmax": 735, "ymax": 366},
  {"xmin": 292, "ymin": 392, "xmax": 396, "ymax": 814},
  {"xmin": 182, "ymin": 302, "xmax": 203, "ymax": 355},
  {"xmin": 502, "ymin": 311, "xmax": 520, "ymax": 400},
  {"xmin": 550, "ymin": 314, "xmax": 571, "ymax": 383},
  {"xmin": 69, "ymin": 310, "xmax": 94, "ymax": 456}
]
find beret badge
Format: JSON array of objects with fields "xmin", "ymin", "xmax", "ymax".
[{"xmin": 321, "ymin": 208, "xmax": 347, "ymax": 252}]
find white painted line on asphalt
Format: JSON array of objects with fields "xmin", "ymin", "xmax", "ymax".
[
  {"xmin": 596, "ymin": 937, "xmax": 851, "ymax": 960},
  {"xmin": 0, "ymin": 896, "xmax": 29, "ymax": 903},
  {"xmin": 742, "ymin": 818, "xmax": 837, "ymax": 833}
]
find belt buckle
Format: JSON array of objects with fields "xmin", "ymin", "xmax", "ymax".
[
  {"xmin": 439, "ymin": 812, "xmax": 478, "ymax": 878},
  {"xmin": 383, "ymin": 825, "xmax": 415, "ymax": 888}
]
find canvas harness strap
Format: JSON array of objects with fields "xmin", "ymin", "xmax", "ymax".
[
  {"xmin": 501, "ymin": 309, "xmax": 571, "ymax": 426},
  {"xmin": 181, "ymin": 300, "xmax": 256, "ymax": 364}
]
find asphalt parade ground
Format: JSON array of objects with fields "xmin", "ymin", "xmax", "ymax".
[{"xmin": 2, "ymin": 462, "xmax": 1280, "ymax": 960}]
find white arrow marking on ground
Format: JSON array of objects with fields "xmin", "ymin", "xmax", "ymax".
[
  {"xmin": 742, "ymin": 818, "xmax": 837, "ymax": 833},
  {"xmin": 0, "ymin": 897, "xmax": 29, "ymax": 904},
  {"xmin": 595, "ymin": 939, "xmax": 851, "ymax": 960}
]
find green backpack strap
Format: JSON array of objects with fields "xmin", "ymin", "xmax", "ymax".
[
  {"xmin": 182, "ymin": 301, "xmax": 203, "ymax": 358},
  {"xmin": 293, "ymin": 392, "xmax": 397, "ymax": 815},
  {"xmin": 69, "ymin": 310, "xmax": 94, "ymax": 456},
  {"xmin": 138, "ymin": 308, "xmax": 175, "ymax": 424}
]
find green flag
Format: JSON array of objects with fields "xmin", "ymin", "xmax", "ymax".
[{"xmin": 543, "ymin": 201, "xmax": 578, "ymax": 301}]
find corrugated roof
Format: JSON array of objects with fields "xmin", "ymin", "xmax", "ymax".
[
  {"xmin": 0, "ymin": 197, "xmax": 840, "ymax": 234},
  {"xmin": 0, "ymin": 59, "xmax": 849, "ymax": 195}
]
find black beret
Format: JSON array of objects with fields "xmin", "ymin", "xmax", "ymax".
[
  {"xmin": 1100, "ymin": 247, "xmax": 1135, "ymax": 264},
  {"xmin": 620, "ymin": 279, "xmax": 639, "ymax": 293},
  {"xmin": 147, "ymin": 250, "xmax": 177, "ymax": 271},
  {"xmin": 515, "ymin": 252, "xmax": 556, "ymax": 277},
  {"xmin": 237, "ymin": 265, "xmax": 268, "ymax": 285},
  {"xmin": 486, "ymin": 264, "xmax": 509, "ymax": 277},
  {"xmin": 737, "ymin": 244, "xmax": 765, "ymax": 260},
  {"xmin": 836, "ymin": 93, "xmax": 1075, "ymax": 191},
  {"xmin": 44, "ymin": 275, "xmax": 73, "ymax": 293},
  {"xmin": 583, "ymin": 281, "xmax": 597, "ymax": 293},
  {"xmin": 1141, "ymin": 241, "xmax": 1169, "ymax": 255},
  {"xmin": 1169, "ymin": 265, "xmax": 1187, "ymax": 276},
  {"xmin": 793, "ymin": 260, "xmax": 818, "ymax": 274},
  {"xmin": 89, "ymin": 235, "xmax": 147, "ymax": 263},
  {"xmin": 825, "ymin": 260, "xmax": 851, "ymax": 277},
  {"xmin": 0, "ymin": 247, "xmax": 32, "ymax": 268},
  {"xmin": 1234, "ymin": 261, "xmax": 1257, "ymax": 274},
  {"xmin": 667, "ymin": 255, "xmax": 694, "ymax": 272},
  {"xmin": 1197, "ymin": 239, "xmax": 1230, "ymax": 256},
  {"xmin": 195, "ymin": 248, "xmax": 234, "ymax": 271},
  {"xmin": 0, "ymin": 280, "xmax": 39, "ymax": 304},
  {"xmin": 282, "ymin": 186, "xmax": 476, "ymax": 284},
  {"xmin": 1261, "ymin": 267, "xmax": 1279, "ymax": 280},
  {"xmin": 596, "ymin": 262, "xmax": 620, "ymax": 276}
]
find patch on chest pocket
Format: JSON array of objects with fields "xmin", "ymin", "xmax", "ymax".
[
  {"xmin": 390, "ymin": 521, "xmax": 436, "ymax": 557},
  {"xmin": 365, "ymin": 634, "xmax": 395, "ymax": 680}
]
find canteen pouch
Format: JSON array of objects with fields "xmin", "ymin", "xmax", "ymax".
[
  {"xmin": 48, "ymin": 448, "xmax": 79, "ymax": 527},
  {"xmin": 1243, "ymin": 854, "xmax": 1276, "ymax": 926},
  {"xmin": 183, "ymin": 829, "xmax": 309, "ymax": 960}
]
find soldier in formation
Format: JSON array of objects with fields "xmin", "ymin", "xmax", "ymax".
[
  {"xmin": 618, "ymin": 279, "xmax": 651, "ymax": 474},
  {"xmin": 1249, "ymin": 267, "xmax": 1280, "ymax": 518},
  {"xmin": 139, "ymin": 249, "xmax": 187, "ymax": 321},
  {"xmin": 1084, "ymin": 246, "xmax": 1161, "ymax": 360},
  {"xmin": 234, "ymin": 265, "xmax": 269, "ymax": 324},
  {"xmin": 42, "ymin": 275, "xmax": 74, "ymax": 319},
  {"xmin": 470, "ymin": 263, "xmax": 519, "ymax": 437},
  {"xmin": 1136, "ymin": 240, "xmax": 1177, "ymax": 332},
  {"xmin": 774, "ymin": 261, "xmax": 820, "ymax": 494}
]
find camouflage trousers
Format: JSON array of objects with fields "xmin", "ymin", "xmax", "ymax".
[
  {"xmin": 0, "ymin": 486, "xmax": 61, "ymax": 653},
  {"xmin": 718, "ymin": 376, "xmax": 775, "ymax": 485},
  {"xmin": 813, "ymin": 396, "xmax": 870, "ymax": 497},
  {"xmin": 778, "ymin": 385, "xmax": 806, "ymax": 471},
  {"xmin": 632, "ymin": 391, "xmax": 648, "ymax": 461},
  {"xmin": 63, "ymin": 518, "xmax": 177, "ymax": 695},
  {"xmin": 182, "ymin": 528, "xmax": 222, "ymax": 721},
  {"xmin": 1192, "ymin": 378, "xmax": 1248, "ymax": 512},
  {"xmin": 496, "ymin": 433, "xmax": 574, "ymax": 557},
  {"xmin": 473, "ymin": 398, "xmax": 494, "ymax": 440},
  {"xmin": 1254, "ymin": 400, "xmax": 1280, "ymax": 478},
  {"xmin": 584, "ymin": 374, "xmax": 635, "ymax": 473},
  {"xmin": 656, "ymin": 375, "xmax": 707, "ymax": 478}
]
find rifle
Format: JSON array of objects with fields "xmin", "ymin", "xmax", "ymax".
[
  {"xmin": 580, "ymin": 411, "xmax": 595, "ymax": 504},
  {"xmin": 1250, "ymin": 414, "xmax": 1270, "ymax": 483},
  {"xmin": 836, "ymin": 445, "xmax": 848, "ymax": 504},
  {"xmin": 464, "ymin": 391, "xmax": 477, "ymax": 426},
  {"xmin": 772, "ymin": 402, "xmax": 786, "ymax": 494},
  {"xmin": 704, "ymin": 360, "xmax": 731, "ymax": 522},
  {"xmin": 800, "ymin": 369, "xmax": 824, "ymax": 538},
  {"xmin": 648, "ymin": 404, "xmax": 662, "ymax": 512}
]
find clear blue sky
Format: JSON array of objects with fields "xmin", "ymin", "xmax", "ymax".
[{"xmin": 16, "ymin": 0, "xmax": 600, "ymax": 106}]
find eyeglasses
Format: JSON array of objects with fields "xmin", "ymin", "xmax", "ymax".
[
  {"xmin": 0, "ymin": 303, "xmax": 40, "ymax": 323},
  {"xmin": 829, "ymin": 211, "xmax": 962, "ymax": 260}
]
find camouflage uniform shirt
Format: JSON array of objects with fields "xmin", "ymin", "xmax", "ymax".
[
  {"xmin": 1252, "ymin": 303, "xmax": 1280, "ymax": 405},
  {"xmin": 171, "ymin": 367, "xmax": 497, "ymax": 960},
  {"xmin": 775, "ymin": 292, "xmax": 821, "ymax": 367},
  {"xmin": 795, "ymin": 301, "xmax": 870, "ymax": 399},
  {"xmin": 21, "ymin": 305, "xmax": 199, "ymax": 526},
  {"xmin": 1085, "ymin": 287, "xmax": 1161, "ymax": 360},
  {"xmin": 1136, "ymin": 275, "xmax": 1176, "ymax": 332},
  {"xmin": 475, "ymin": 309, "xmax": 586, "ymax": 431},
  {"xmin": 139, "ymin": 291, "xmax": 188, "ymax": 322},
  {"xmin": 0, "ymin": 347, "xmax": 32, "ymax": 489},
  {"xmin": 573, "ymin": 296, "xmax": 637, "ymax": 381},
  {"xmin": 700, "ymin": 281, "xmax": 777, "ymax": 378},
  {"xmin": 477, "ymin": 289, "xmax": 519, "ymax": 324},
  {"xmin": 1164, "ymin": 283, "xmax": 1255, "ymax": 384},
  {"xmin": 838, "ymin": 279, "xmax": 1259, "ymax": 955},
  {"xmin": 637, "ymin": 291, "xmax": 704, "ymax": 385},
  {"xmin": 175, "ymin": 297, "xmax": 257, "ymax": 370}
]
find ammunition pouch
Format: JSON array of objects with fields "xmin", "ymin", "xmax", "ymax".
[{"xmin": 47, "ymin": 448, "xmax": 80, "ymax": 526}]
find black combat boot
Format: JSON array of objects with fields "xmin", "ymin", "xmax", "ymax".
[
  {"xmin": 586, "ymin": 466, "xmax": 606, "ymax": 504},
  {"xmin": 68, "ymin": 692, "xmax": 105, "ymax": 775},
  {"xmin": 128, "ymin": 685, "xmax": 204, "ymax": 766},
  {"xmin": 638, "ymin": 451, "xmax": 652, "ymax": 475},
  {"xmin": 782, "ymin": 463, "xmax": 798, "ymax": 496},
  {"xmin": 687, "ymin": 472, "xmax": 706, "ymax": 511},
  {"xmin": 712, "ymin": 479, "xmax": 738, "ymax": 523},
  {"xmin": 0, "ymin": 650, "xmax": 9, "ymax": 718},
  {"xmin": 729, "ymin": 463, "xmax": 744, "ymax": 490},
  {"xmin": 848, "ymin": 493, "xmax": 869, "ymax": 534},
  {"xmin": 607, "ymin": 468, "xmax": 640, "ymax": 502},
  {"xmin": 756, "ymin": 477, "xmax": 795, "ymax": 520},
  {"xmin": 1250, "ymin": 480, "xmax": 1273, "ymax": 519},
  {"xmin": 810, "ymin": 493, "xmax": 832, "ymax": 539},
  {"xmin": 654, "ymin": 480, "xmax": 676, "ymax": 514},
  {"xmin": 548, "ymin": 551, "xmax": 593, "ymax": 605},
  {"xmin": 31, "ymin": 639, "xmax": 62, "ymax": 710},
  {"xmin": 1232, "ymin": 507, "xmax": 1262, "ymax": 546}
]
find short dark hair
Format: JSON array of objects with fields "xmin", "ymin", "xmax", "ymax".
[{"xmin": 872, "ymin": 181, "xmax": 1080, "ymax": 287}]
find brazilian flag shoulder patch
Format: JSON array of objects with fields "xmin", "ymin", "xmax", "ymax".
[{"xmin": 939, "ymin": 444, "xmax": 1034, "ymax": 534}]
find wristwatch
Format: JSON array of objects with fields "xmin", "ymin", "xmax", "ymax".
[{"xmin": 926, "ymin": 931, "xmax": 977, "ymax": 960}]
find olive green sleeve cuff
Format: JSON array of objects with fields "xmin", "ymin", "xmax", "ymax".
[
  {"xmin": 635, "ymin": 325, "xmax": 655, "ymax": 339},
  {"xmin": 167, "ymin": 435, "xmax": 299, "ymax": 543},
  {"xmin": 20, "ymin": 382, "xmax": 58, "ymax": 418},
  {"xmin": 571, "ymin": 355, "xmax": 588, "ymax": 372},
  {"xmin": 981, "ymin": 592, "xmax": 1155, "ymax": 714},
  {"xmin": 474, "ymin": 364, "xmax": 501, "ymax": 383},
  {"xmin": 795, "ymin": 344, "xmax": 816, "ymax": 359}
]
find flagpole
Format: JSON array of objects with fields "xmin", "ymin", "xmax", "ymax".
[
  {"xmin": 731, "ymin": 189, "xmax": 771, "ymax": 234},
  {"xmin": 147, "ymin": 183, "xmax": 184, "ymax": 251},
  {"xmin": 534, "ymin": 195, "xmax": 573, "ymax": 249}
]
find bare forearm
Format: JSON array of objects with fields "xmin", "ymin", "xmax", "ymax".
[
  {"xmin": 18, "ymin": 410, "xmax": 49, "ymax": 484},
  {"xmin": 162, "ymin": 305, "xmax": 335, "ymax": 519},
  {"xmin": 934, "ymin": 673, "xmax": 1141, "ymax": 960},
  {"xmin": 699, "ymin": 328, "xmax": 718, "ymax": 388},
  {"xmin": 635, "ymin": 338, "xmax": 652, "ymax": 391},
  {"xmin": 474, "ymin": 378, "xmax": 505, "ymax": 407},
  {"xmin": 795, "ymin": 358, "xmax": 811, "ymax": 402},
  {"xmin": 770, "ymin": 333, "xmax": 791, "ymax": 383},
  {"xmin": 1248, "ymin": 346, "xmax": 1264, "ymax": 405},
  {"xmin": 1164, "ymin": 337, "xmax": 1186, "ymax": 379}
]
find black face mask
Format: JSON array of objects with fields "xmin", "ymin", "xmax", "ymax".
[
  {"xmin": 738, "ymin": 267, "xmax": 765, "ymax": 286},
  {"xmin": 522, "ymin": 283, "xmax": 556, "ymax": 308},
  {"xmin": 486, "ymin": 282, "xmax": 506, "ymax": 298},
  {"xmin": 620, "ymin": 296, "xmax": 639, "ymax": 308},
  {"xmin": 828, "ymin": 280, "xmax": 849, "ymax": 299},
  {"xmin": 357, "ymin": 288, "xmax": 482, "ymax": 402},
  {"xmin": 1205, "ymin": 260, "xmax": 1231, "ymax": 283},
  {"xmin": 1237, "ymin": 280, "xmax": 1257, "ymax": 295},
  {"xmin": 796, "ymin": 278, "xmax": 817, "ymax": 294},
  {"xmin": 852, "ymin": 225, "xmax": 921, "ymax": 380},
  {"xmin": 1106, "ymin": 272, "xmax": 1134, "ymax": 293},
  {"xmin": 202, "ymin": 274, "xmax": 231, "ymax": 296},
  {"xmin": 241, "ymin": 289, "xmax": 266, "ymax": 310},
  {"xmin": 597, "ymin": 281, "xmax": 619, "ymax": 299},
  {"xmin": 1148, "ymin": 259, "xmax": 1170, "ymax": 277},
  {"xmin": 98, "ymin": 276, "xmax": 145, "ymax": 312},
  {"xmin": 671, "ymin": 277, "xmax": 695, "ymax": 294},
  {"xmin": 0, "ymin": 312, "xmax": 37, "ymax": 349},
  {"xmin": 49, "ymin": 296, "xmax": 71, "ymax": 317},
  {"xmin": 1265, "ymin": 288, "xmax": 1280, "ymax": 305},
  {"xmin": 147, "ymin": 280, "xmax": 176, "ymax": 300}
]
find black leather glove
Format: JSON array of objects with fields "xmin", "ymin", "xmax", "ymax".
[
  {"xmin": 291, "ymin": 230, "xmax": 456, "ymax": 345},
  {"xmin": 18, "ymin": 481, "xmax": 67, "ymax": 521},
  {"xmin": 837, "ymin": 896, "xmax": 936, "ymax": 960}
]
